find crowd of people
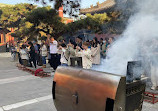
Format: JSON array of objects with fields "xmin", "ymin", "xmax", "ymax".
[
  {"xmin": 7, "ymin": 35, "xmax": 158, "ymax": 91},
  {"xmin": 10, "ymin": 35, "xmax": 114, "ymax": 71}
]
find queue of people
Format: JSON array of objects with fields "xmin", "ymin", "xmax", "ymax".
[{"xmin": 13, "ymin": 35, "xmax": 113, "ymax": 71}]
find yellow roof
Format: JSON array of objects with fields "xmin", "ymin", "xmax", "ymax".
[{"xmin": 80, "ymin": 0, "xmax": 116, "ymax": 14}]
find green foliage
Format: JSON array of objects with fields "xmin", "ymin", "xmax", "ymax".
[
  {"xmin": 10, "ymin": 6, "xmax": 65, "ymax": 39},
  {"xmin": 24, "ymin": 7, "xmax": 65, "ymax": 38},
  {"xmin": 86, "ymin": 13, "xmax": 110, "ymax": 24},
  {"xmin": 0, "ymin": 3, "xmax": 13, "ymax": 7},
  {"xmin": 105, "ymin": 11, "xmax": 126, "ymax": 34},
  {"xmin": 0, "ymin": 3, "xmax": 36, "ymax": 28},
  {"xmin": 0, "ymin": 10, "xmax": 2, "ymax": 19},
  {"xmin": 65, "ymin": 13, "xmax": 111, "ymax": 34},
  {"xmin": 40, "ymin": 35, "xmax": 47, "ymax": 41}
]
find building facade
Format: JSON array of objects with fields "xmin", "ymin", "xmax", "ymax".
[
  {"xmin": 0, "ymin": 28, "xmax": 14, "ymax": 52},
  {"xmin": 59, "ymin": 6, "xmax": 74, "ymax": 24},
  {"xmin": 80, "ymin": 0, "xmax": 116, "ymax": 14}
]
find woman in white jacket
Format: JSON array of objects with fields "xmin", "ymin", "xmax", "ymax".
[
  {"xmin": 40, "ymin": 40, "xmax": 48, "ymax": 68},
  {"xmin": 59, "ymin": 44, "xmax": 69, "ymax": 66},
  {"xmin": 76, "ymin": 42, "xmax": 92, "ymax": 69},
  {"xmin": 20, "ymin": 45, "xmax": 29, "ymax": 66},
  {"xmin": 91, "ymin": 37, "xmax": 101, "ymax": 65}
]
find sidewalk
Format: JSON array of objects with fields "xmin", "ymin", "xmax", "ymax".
[
  {"xmin": 0, "ymin": 52, "xmax": 158, "ymax": 111},
  {"xmin": 0, "ymin": 52, "xmax": 11, "ymax": 58},
  {"xmin": 0, "ymin": 54, "xmax": 56, "ymax": 111},
  {"xmin": 0, "ymin": 52, "xmax": 53, "ymax": 73}
]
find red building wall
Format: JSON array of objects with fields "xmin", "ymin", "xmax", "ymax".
[
  {"xmin": 59, "ymin": 6, "xmax": 74, "ymax": 24},
  {"xmin": 59, "ymin": 6, "xmax": 64, "ymax": 18},
  {"xmin": 0, "ymin": 28, "xmax": 14, "ymax": 46}
]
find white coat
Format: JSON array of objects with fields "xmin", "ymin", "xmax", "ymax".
[
  {"xmin": 76, "ymin": 48, "xmax": 92, "ymax": 69},
  {"xmin": 60, "ymin": 48, "xmax": 69, "ymax": 64},
  {"xmin": 41, "ymin": 45, "xmax": 47, "ymax": 57},
  {"xmin": 20, "ymin": 49, "xmax": 29, "ymax": 60},
  {"xmin": 91, "ymin": 44, "xmax": 101, "ymax": 65}
]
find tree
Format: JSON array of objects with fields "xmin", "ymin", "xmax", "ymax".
[
  {"xmin": 65, "ymin": 13, "xmax": 111, "ymax": 35},
  {"xmin": 86, "ymin": 13, "xmax": 110, "ymax": 24},
  {"xmin": 31, "ymin": 0, "xmax": 81, "ymax": 17},
  {"xmin": 12, "ymin": 6, "xmax": 66, "ymax": 39},
  {"xmin": 0, "ymin": 10, "xmax": 2, "ymax": 19},
  {"xmin": 26, "ymin": 6, "xmax": 66, "ymax": 37},
  {"xmin": 0, "ymin": 3, "xmax": 36, "ymax": 28}
]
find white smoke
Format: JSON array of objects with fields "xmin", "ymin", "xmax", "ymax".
[{"xmin": 93, "ymin": 0, "xmax": 158, "ymax": 76}]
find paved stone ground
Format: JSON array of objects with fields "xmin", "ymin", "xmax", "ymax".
[
  {"xmin": 0, "ymin": 52, "xmax": 158, "ymax": 111},
  {"xmin": 0, "ymin": 53, "xmax": 56, "ymax": 111}
]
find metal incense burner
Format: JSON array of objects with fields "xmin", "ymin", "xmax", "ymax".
[{"xmin": 52, "ymin": 66, "xmax": 146, "ymax": 111}]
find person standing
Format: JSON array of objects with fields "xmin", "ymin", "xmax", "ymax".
[
  {"xmin": 76, "ymin": 42, "xmax": 92, "ymax": 69},
  {"xmin": 20, "ymin": 45, "xmax": 29, "ymax": 66},
  {"xmin": 101, "ymin": 39, "xmax": 108, "ymax": 59},
  {"xmin": 100, "ymin": 38, "xmax": 104, "ymax": 58},
  {"xmin": 33, "ymin": 41, "xmax": 41, "ymax": 66},
  {"xmin": 28, "ymin": 42, "xmax": 37, "ymax": 68},
  {"xmin": 17, "ymin": 43, "xmax": 22, "ymax": 64},
  {"xmin": 47, "ymin": 34, "xmax": 59, "ymax": 70},
  {"xmin": 60, "ymin": 44, "xmax": 69, "ymax": 66},
  {"xmin": 91, "ymin": 37, "xmax": 101, "ymax": 65},
  {"xmin": 76, "ymin": 36, "xmax": 83, "ymax": 49},
  {"xmin": 67, "ymin": 40, "xmax": 76, "ymax": 66},
  {"xmin": 62, "ymin": 39, "xmax": 66, "ymax": 44},
  {"xmin": 100, "ymin": 38, "xmax": 104, "ymax": 49},
  {"xmin": 6, "ymin": 42, "xmax": 10, "ymax": 52},
  {"xmin": 57, "ymin": 42, "xmax": 63, "ymax": 66},
  {"xmin": 40, "ymin": 40, "xmax": 48, "ymax": 68},
  {"xmin": 107, "ymin": 37, "xmax": 113, "ymax": 47},
  {"xmin": 10, "ymin": 43, "xmax": 17, "ymax": 61}
]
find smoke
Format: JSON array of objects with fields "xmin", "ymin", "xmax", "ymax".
[{"xmin": 93, "ymin": 0, "xmax": 158, "ymax": 76}]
